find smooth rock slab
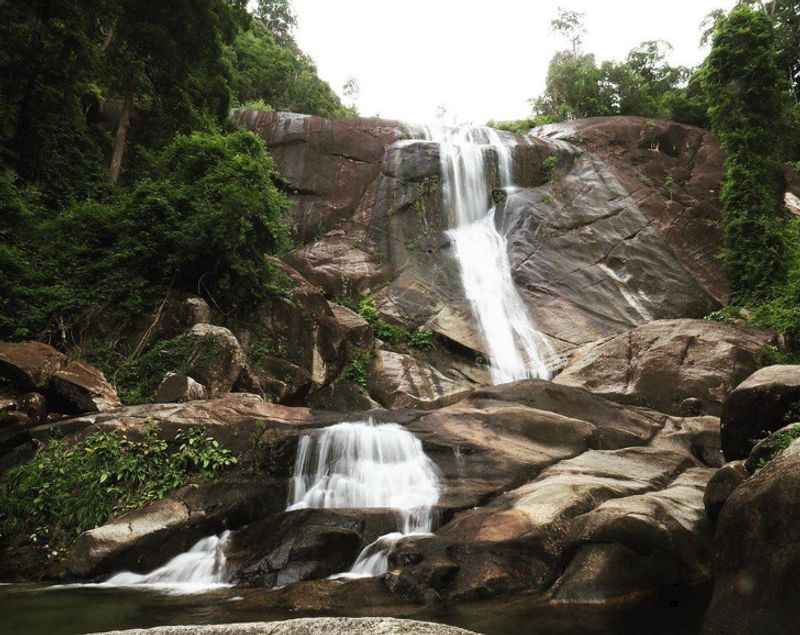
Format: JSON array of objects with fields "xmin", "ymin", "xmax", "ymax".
[
  {"xmin": 89, "ymin": 618, "xmax": 479, "ymax": 635},
  {"xmin": 555, "ymin": 319, "xmax": 774, "ymax": 416}
]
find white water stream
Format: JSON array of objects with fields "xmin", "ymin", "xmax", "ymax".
[
  {"xmin": 423, "ymin": 125, "xmax": 554, "ymax": 383},
  {"xmin": 287, "ymin": 420, "xmax": 441, "ymax": 578}
]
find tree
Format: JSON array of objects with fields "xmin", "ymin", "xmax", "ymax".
[
  {"xmin": 342, "ymin": 77, "xmax": 360, "ymax": 109},
  {"xmin": 255, "ymin": 0, "xmax": 297, "ymax": 47},
  {"xmin": 229, "ymin": 22, "xmax": 350, "ymax": 118},
  {"xmin": 551, "ymin": 7, "xmax": 586, "ymax": 56},
  {"xmin": 103, "ymin": 0, "xmax": 237, "ymax": 183},
  {"xmin": 705, "ymin": 5, "xmax": 789, "ymax": 300}
]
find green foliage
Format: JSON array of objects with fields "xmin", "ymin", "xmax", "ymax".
[
  {"xmin": 706, "ymin": 5, "xmax": 790, "ymax": 302},
  {"xmin": 488, "ymin": 115, "xmax": 558, "ymax": 134},
  {"xmin": 1, "ymin": 130, "xmax": 291, "ymax": 341},
  {"xmin": 753, "ymin": 425, "xmax": 800, "ymax": 470},
  {"xmin": 228, "ymin": 22, "xmax": 352, "ymax": 119},
  {"xmin": 342, "ymin": 349, "xmax": 375, "ymax": 388},
  {"xmin": 354, "ymin": 296, "xmax": 435, "ymax": 350},
  {"xmin": 755, "ymin": 344, "xmax": 800, "ymax": 368},
  {"xmin": 528, "ymin": 10, "xmax": 711, "ymax": 126},
  {"xmin": 409, "ymin": 328, "xmax": 435, "ymax": 351},
  {"xmin": 0, "ymin": 427, "xmax": 236, "ymax": 549},
  {"xmin": 543, "ymin": 156, "xmax": 559, "ymax": 181},
  {"xmin": 111, "ymin": 335, "xmax": 198, "ymax": 404},
  {"xmin": 704, "ymin": 305, "xmax": 745, "ymax": 324}
]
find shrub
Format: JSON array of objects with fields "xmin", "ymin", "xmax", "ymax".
[
  {"xmin": 342, "ymin": 349, "xmax": 375, "ymax": 388},
  {"xmin": 542, "ymin": 155, "xmax": 559, "ymax": 181},
  {"xmin": 0, "ymin": 427, "xmax": 236, "ymax": 550},
  {"xmin": 355, "ymin": 296, "xmax": 435, "ymax": 350}
]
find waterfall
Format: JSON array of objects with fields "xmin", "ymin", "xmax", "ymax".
[
  {"xmin": 287, "ymin": 420, "xmax": 440, "ymax": 578},
  {"xmin": 423, "ymin": 125, "xmax": 554, "ymax": 384},
  {"xmin": 96, "ymin": 532, "xmax": 231, "ymax": 594}
]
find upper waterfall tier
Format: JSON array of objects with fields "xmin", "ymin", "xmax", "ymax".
[{"xmin": 423, "ymin": 125, "xmax": 555, "ymax": 383}]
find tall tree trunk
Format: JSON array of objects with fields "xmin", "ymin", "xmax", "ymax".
[{"xmin": 109, "ymin": 90, "xmax": 132, "ymax": 184}]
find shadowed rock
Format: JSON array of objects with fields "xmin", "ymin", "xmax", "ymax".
[{"xmin": 721, "ymin": 364, "xmax": 800, "ymax": 460}]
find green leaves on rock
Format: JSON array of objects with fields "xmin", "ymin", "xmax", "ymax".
[{"xmin": 0, "ymin": 427, "xmax": 236, "ymax": 550}]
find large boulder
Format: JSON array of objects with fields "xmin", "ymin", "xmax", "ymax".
[
  {"xmin": 367, "ymin": 350, "xmax": 472, "ymax": 410},
  {"xmin": 49, "ymin": 361, "xmax": 121, "ymax": 413},
  {"xmin": 720, "ymin": 364, "xmax": 800, "ymax": 460},
  {"xmin": 0, "ymin": 341, "xmax": 65, "ymax": 391},
  {"xmin": 154, "ymin": 373, "xmax": 208, "ymax": 403},
  {"xmin": 226, "ymin": 509, "xmax": 397, "ymax": 587},
  {"xmin": 183, "ymin": 324, "xmax": 247, "ymax": 398},
  {"xmin": 554, "ymin": 319, "xmax": 775, "ymax": 416},
  {"xmin": 702, "ymin": 440, "xmax": 800, "ymax": 635},
  {"xmin": 67, "ymin": 477, "xmax": 286, "ymax": 579}
]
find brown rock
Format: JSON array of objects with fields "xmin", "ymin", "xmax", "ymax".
[
  {"xmin": 0, "ymin": 341, "xmax": 65, "ymax": 391},
  {"xmin": 308, "ymin": 381, "xmax": 380, "ymax": 412},
  {"xmin": 367, "ymin": 350, "xmax": 472, "ymax": 410},
  {"xmin": 555, "ymin": 319, "xmax": 775, "ymax": 416},
  {"xmin": 184, "ymin": 324, "xmax": 247, "ymax": 398},
  {"xmin": 720, "ymin": 364, "xmax": 800, "ymax": 460},
  {"xmin": 67, "ymin": 477, "xmax": 287, "ymax": 579},
  {"xmin": 154, "ymin": 373, "xmax": 208, "ymax": 403},
  {"xmin": 50, "ymin": 361, "xmax": 121, "ymax": 413},
  {"xmin": 17, "ymin": 392, "xmax": 47, "ymax": 424},
  {"xmin": 703, "ymin": 460, "xmax": 748, "ymax": 521},
  {"xmin": 702, "ymin": 440, "xmax": 800, "ymax": 635},
  {"xmin": 226, "ymin": 509, "xmax": 397, "ymax": 587}
]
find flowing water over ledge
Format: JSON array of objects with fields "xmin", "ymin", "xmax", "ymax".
[
  {"xmin": 288, "ymin": 420, "xmax": 441, "ymax": 578},
  {"xmin": 422, "ymin": 125, "xmax": 556, "ymax": 384}
]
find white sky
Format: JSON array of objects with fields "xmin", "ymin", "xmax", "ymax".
[{"xmin": 292, "ymin": 0, "xmax": 736, "ymax": 125}]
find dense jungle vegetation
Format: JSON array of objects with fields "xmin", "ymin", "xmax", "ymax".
[{"xmin": 0, "ymin": 0, "xmax": 351, "ymax": 345}]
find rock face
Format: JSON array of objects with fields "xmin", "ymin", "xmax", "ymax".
[
  {"xmin": 155, "ymin": 373, "xmax": 208, "ymax": 403},
  {"xmin": 720, "ymin": 364, "xmax": 800, "ymax": 460},
  {"xmin": 702, "ymin": 440, "xmax": 800, "ymax": 635},
  {"xmin": 92, "ymin": 618, "xmax": 479, "ymax": 635},
  {"xmin": 68, "ymin": 477, "xmax": 287, "ymax": 578},
  {"xmin": 555, "ymin": 319, "xmax": 775, "ymax": 416},
  {"xmin": 226, "ymin": 509, "xmax": 397, "ymax": 587},
  {"xmin": 235, "ymin": 112, "xmax": 726, "ymax": 378}
]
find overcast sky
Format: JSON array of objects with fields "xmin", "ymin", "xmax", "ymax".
[{"xmin": 292, "ymin": 0, "xmax": 736, "ymax": 125}]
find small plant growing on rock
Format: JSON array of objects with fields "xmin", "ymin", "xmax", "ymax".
[
  {"xmin": 342, "ymin": 349, "xmax": 375, "ymax": 388},
  {"xmin": 543, "ymin": 155, "xmax": 559, "ymax": 181}
]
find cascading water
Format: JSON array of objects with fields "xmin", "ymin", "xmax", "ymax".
[
  {"xmin": 71, "ymin": 532, "xmax": 231, "ymax": 595},
  {"xmin": 423, "ymin": 126, "xmax": 554, "ymax": 384},
  {"xmin": 287, "ymin": 420, "xmax": 440, "ymax": 578}
]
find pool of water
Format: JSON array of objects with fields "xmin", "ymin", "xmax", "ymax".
[{"xmin": 0, "ymin": 583, "xmax": 709, "ymax": 635}]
